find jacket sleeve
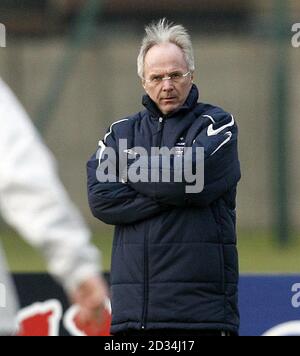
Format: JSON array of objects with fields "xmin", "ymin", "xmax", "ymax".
[
  {"xmin": 128, "ymin": 112, "xmax": 241, "ymax": 208},
  {"xmin": 87, "ymin": 122, "xmax": 170, "ymax": 226},
  {"xmin": 0, "ymin": 79, "xmax": 101, "ymax": 294}
]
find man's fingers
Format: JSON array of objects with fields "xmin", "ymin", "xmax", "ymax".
[{"xmin": 70, "ymin": 275, "xmax": 110, "ymax": 327}]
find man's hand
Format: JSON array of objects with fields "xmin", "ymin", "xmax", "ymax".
[{"xmin": 71, "ymin": 275, "xmax": 109, "ymax": 328}]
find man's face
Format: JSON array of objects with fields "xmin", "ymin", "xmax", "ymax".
[{"xmin": 143, "ymin": 43, "xmax": 194, "ymax": 115}]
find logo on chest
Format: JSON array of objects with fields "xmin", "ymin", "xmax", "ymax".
[{"xmin": 174, "ymin": 137, "xmax": 186, "ymax": 156}]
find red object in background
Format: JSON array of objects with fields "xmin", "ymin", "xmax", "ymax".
[
  {"xmin": 17, "ymin": 300, "xmax": 112, "ymax": 337},
  {"xmin": 19, "ymin": 311, "xmax": 54, "ymax": 337},
  {"xmin": 18, "ymin": 300, "xmax": 62, "ymax": 337},
  {"xmin": 73, "ymin": 309, "xmax": 112, "ymax": 337}
]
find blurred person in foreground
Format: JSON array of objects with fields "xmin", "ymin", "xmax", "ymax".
[
  {"xmin": 0, "ymin": 78, "xmax": 108, "ymax": 335},
  {"xmin": 87, "ymin": 19, "xmax": 241, "ymax": 337}
]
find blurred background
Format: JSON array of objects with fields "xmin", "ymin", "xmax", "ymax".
[{"xmin": 0, "ymin": 0, "xmax": 299, "ymax": 274}]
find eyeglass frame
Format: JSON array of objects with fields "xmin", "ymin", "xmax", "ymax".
[{"xmin": 143, "ymin": 71, "xmax": 192, "ymax": 85}]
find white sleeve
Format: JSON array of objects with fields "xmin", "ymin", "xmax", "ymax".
[
  {"xmin": 0, "ymin": 244, "xmax": 19, "ymax": 335},
  {"xmin": 0, "ymin": 79, "xmax": 101, "ymax": 294}
]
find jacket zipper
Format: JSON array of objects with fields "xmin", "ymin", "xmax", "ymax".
[
  {"xmin": 141, "ymin": 221, "xmax": 150, "ymax": 329},
  {"xmin": 157, "ymin": 117, "xmax": 165, "ymax": 149},
  {"xmin": 141, "ymin": 117, "xmax": 165, "ymax": 330}
]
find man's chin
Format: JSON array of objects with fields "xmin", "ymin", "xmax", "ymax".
[{"xmin": 159, "ymin": 103, "xmax": 180, "ymax": 115}]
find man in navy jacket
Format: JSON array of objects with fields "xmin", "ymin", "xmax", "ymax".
[{"xmin": 87, "ymin": 19, "xmax": 241, "ymax": 337}]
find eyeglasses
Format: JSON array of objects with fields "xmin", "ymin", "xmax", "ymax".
[{"xmin": 144, "ymin": 71, "xmax": 191, "ymax": 86}]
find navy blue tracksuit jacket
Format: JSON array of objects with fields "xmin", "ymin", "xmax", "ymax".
[{"xmin": 87, "ymin": 85, "xmax": 241, "ymax": 335}]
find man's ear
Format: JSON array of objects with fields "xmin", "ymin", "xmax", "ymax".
[
  {"xmin": 191, "ymin": 72, "xmax": 195, "ymax": 83},
  {"xmin": 142, "ymin": 80, "xmax": 147, "ymax": 93}
]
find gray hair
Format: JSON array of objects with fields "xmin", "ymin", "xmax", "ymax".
[{"xmin": 137, "ymin": 18, "xmax": 195, "ymax": 79}]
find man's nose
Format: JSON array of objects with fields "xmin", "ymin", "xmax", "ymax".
[{"xmin": 162, "ymin": 79, "xmax": 174, "ymax": 91}]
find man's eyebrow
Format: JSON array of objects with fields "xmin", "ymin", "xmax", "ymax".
[
  {"xmin": 148, "ymin": 71, "xmax": 164, "ymax": 76},
  {"xmin": 149, "ymin": 73, "xmax": 163, "ymax": 77},
  {"xmin": 149, "ymin": 69, "xmax": 183, "ymax": 77}
]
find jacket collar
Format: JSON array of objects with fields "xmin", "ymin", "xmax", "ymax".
[{"xmin": 142, "ymin": 84, "xmax": 199, "ymax": 120}]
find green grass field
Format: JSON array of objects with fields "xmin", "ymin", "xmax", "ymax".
[{"xmin": 1, "ymin": 228, "xmax": 300, "ymax": 274}]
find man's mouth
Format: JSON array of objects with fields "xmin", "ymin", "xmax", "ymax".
[{"xmin": 161, "ymin": 97, "xmax": 176, "ymax": 102}]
